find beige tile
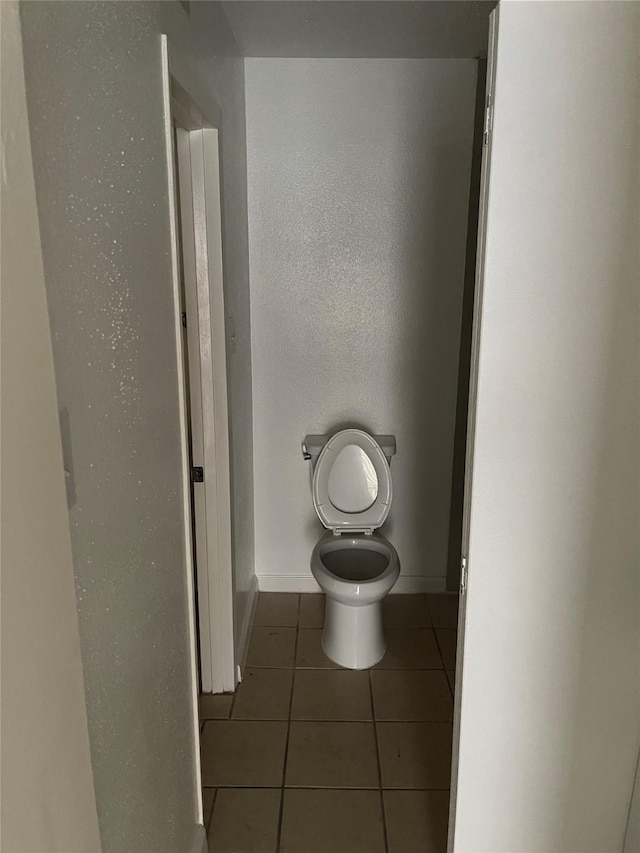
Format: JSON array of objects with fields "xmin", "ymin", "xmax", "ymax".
[
  {"xmin": 298, "ymin": 593, "xmax": 325, "ymax": 628},
  {"xmin": 231, "ymin": 668, "xmax": 293, "ymax": 720},
  {"xmin": 371, "ymin": 670, "xmax": 453, "ymax": 721},
  {"xmin": 435, "ymin": 629, "xmax": 457, "ymax": 670},
  {"xmin": 378, "ymin": 722, "xmax": 453, "ymax": 789},
  {"xmin": 286, "ymin": 721, "xmax": 379, "ymax": 788},
  {"xmin": 375, "ymin": 629, "xmax": 442, "ymax": 669},
  {"xmin": 426, "ymin": 594, "xmax": 459, "ymax": 629},
  {"xmin": 291, "ymin": 670, "xmax": 372, "ymax": 721},
  {"xmin": 199, "ymin": 693, "xmax": 233, "ymax": 720},
  {"xmin": 246, "ymin": 626, "xmax": 296, "ymax": 668},
  {"xmin": 295, "ymin": 628, "xmax": 342, "ymax": 668},
  {"xmin": 209, "ymin": 788, "xmax": 280, "ymax": 853},
  {"xmin": 383, "ymin": 594, "xmax": 432, "ymax": 628},
  {"xmin": 254, "ymin": 592, "xmax": 299, "ymax": 627},
  {"xmin": 200, "ymin": 720, "xmax": 287, "ymax": 787},
  {"xmin": 384, "ymin": 790, "xmax": 450, "ymax": 853},
  {"xmin": 280, "ymin": 789, "xmax": 386, "ymax": 853},
  {"xmin": 202, "ymin": 788, "xmax": 215, "ymax": 830}
]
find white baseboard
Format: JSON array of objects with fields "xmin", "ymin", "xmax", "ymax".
[
  {"xmin": 393, "ymin": 576, "xmax": 446, "ymax": 593},
  {"xmin": 256, "ymin": 574, "xmax": 446, "ymax": 594},
  {"xmin": 191, "ymin": 824, "xmax": 207, "ymax": 853},
  {"xmin": 237, "ymin": 574, "xmax": 258, "ymax": 677},
  {"xmin": 258, "ymin": 574, "xmax": 323, "ymax": 593}
]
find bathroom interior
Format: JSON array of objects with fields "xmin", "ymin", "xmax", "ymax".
[
  {"xmin": 11, "ymin": 2, "xmax": 640, "ymax": 851},
  {"xmin": 17, "ymin": 1, "xmax": 493, "ymax": 851},
  {"xmin": 194, "ymin": 3, "xmax": 491, "ymax": 851}
]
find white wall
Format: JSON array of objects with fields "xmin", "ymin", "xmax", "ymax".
[
  {"xmin": 454, "ymin": 2, "xmax": 640, "ymax": 850},
  {"xmin": 246, "ymin": 59, "xmax": 477, "ymax": 591},
  {"xmin": 19, "ymin": 2, "xmax": 253, "ymax": 849},
  {"xmin": 0, "ymin": 3, "xmax": 101, "ymax": 849}
]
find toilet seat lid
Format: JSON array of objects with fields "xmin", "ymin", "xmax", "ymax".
[{"xmin": 312, "ymin": 429, "xmax": 392, "ymax": 532}]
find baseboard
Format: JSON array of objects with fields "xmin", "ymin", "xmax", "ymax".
[
  {"xmin": 191, "ymin": 824, "xmax": 207, "ymax": 853},
  {"xmin": 258, "ymin": 574, "xmax": 322, "ymax": 593},
  {"xmin": 393, "ymin": 576, "xmax": 446, "ymax": 593},
  {"xmin": 237, "ymin": 574, "xmax": 258, "ymax": 677},
  {"xmin": 256, "ymin": 574, "xmax": 446, "ymax": 594}
]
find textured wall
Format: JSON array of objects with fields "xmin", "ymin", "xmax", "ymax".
[
  {"xmin": 1, "ymin": 3, "xmax": 100, "ymax": 849},
  {"xmin": 19, "ymin": 2, "xmax": 253, "ymax": 849},
  {"xmin": 246, "ymin": 59, "xmax": 477, "ymax": 590},
  {"xmin": 454, "ymin": 2, "xmax": 640, "ymax": 849}
]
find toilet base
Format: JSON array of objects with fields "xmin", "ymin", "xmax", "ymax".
[{"xmin": 321, "ymin": 598, "xmax": 386, "ymax": 670}]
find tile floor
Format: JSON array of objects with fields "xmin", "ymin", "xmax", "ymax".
[{"xmin": 200, "ymin": 592, "xmax": 458, "ymax": 853}]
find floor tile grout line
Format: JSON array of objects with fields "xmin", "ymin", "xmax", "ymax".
[
  {"xmin": 446, "ymin": 668, "xmax": 456, "ymax": 699},
  {"xmin": 201, "ymin": 783, "xmax": 452, "ymax": 791},
  {"xmin": 228, "ymin": 680, "xmax": 240, "ymax": 718},
  {"xmin": 248, "ymin": 664, "xmax": 448, "ymax": 671},
  {"xmin": 369, "ymin": 669, "xmax": 390, "ymax": 853},
  {"xmin": 275, "ymin": 594, "xmax": 301, "ymax": 852},
  {"xmin": 424, "ymin": 592, "xmax": 435, "ymax": 628},
  {"xmin": 205, "ymin": 711, "xmax": 454, "ymax": 723},
  {"xmin": 432, "ymin": 629, "xmax": 454, "ymax": 700},
  {"xmin": 206, "ymin": 787, "xmax": 218, "ymax": 835}
]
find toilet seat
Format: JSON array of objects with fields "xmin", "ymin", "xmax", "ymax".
[{"xmin": 312, "ymin": 429, "xmax": 392, "ymax": 533}]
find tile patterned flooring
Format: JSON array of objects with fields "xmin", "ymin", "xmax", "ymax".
[{"xmin": 200, "ymin": 592, "xmax": 458, "ymax": 853}]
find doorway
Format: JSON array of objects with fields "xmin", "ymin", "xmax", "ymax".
[
  {"xmin": 161, "ymin": 40, "xmax": 236, "ymax": 695},
  {"xmin": 166, "ymin": 11, "xmax": 486, "ymax": 851}
]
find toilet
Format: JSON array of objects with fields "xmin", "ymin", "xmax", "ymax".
[{"xmin": 303, "ymin": 429, "xmax": 400, "ymax": 669}]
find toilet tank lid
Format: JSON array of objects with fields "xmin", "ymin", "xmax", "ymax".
[{"xmin": 303, "ymin": 434, "xmax": 396, "ymax": 461}]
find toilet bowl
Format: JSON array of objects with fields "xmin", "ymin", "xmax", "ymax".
[
  {"xmin": 311, "ymin": 531, "xmax": 399, "ymax": 669},
  {"xmin": 304, "ymin": 428, "xmax": 401, "ymax": 669}
]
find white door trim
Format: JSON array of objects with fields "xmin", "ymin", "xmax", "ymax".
[
  {"xmin": 447, "ymin": 7, "xmax": 499, "ymax": 851},
  {"xmin": 161, "ymin": 36, "xmax": 235, "ymax": 695},
  {"xmin": 182, "ymin": 124, "xmax": 235, "ymax": 693},
  {"xmin": 160, "ymin": 31, "xmax": 235, "ymax": 801},
  {"xmin": 161, "ymin": 36, "xmax": 202, "ymax": 826}
]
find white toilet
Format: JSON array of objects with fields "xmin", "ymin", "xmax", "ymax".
[{"xmin": 303, "ymin": 429, "xmax": 400, "ymax": 669}]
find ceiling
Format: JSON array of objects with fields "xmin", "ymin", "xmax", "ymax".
[{"xmin": 220, "ymin": 1, "xmax": 497, "ymax": 59}]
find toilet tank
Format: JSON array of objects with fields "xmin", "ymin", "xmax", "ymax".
[{"xmin": 302, "ymin": 434, "xmax": 396, "ymax": 469}]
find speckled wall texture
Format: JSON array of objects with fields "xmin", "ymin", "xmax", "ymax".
[
  {"xmin": 20, "ymin": 2, "xmax": 253, "ymax": 850},
  {"xmin": 246, "ymin": 59, "xmax": 477, "ymax": 589}
]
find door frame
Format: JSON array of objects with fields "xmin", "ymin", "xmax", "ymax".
[
  {"xmin": 447, "ymin": 6, "xmax": 499, "ymax": 851},
  {"xmin": 161, "ymin": 34, "xmax": 236, "ymax": 708}
]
